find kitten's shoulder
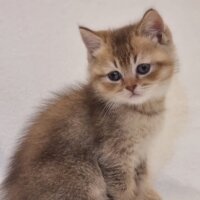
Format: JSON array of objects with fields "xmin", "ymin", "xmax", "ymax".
[
  {"xmin": 33, "ymin": 84, "xmax": 90, "ymax": 122},
  {"xmin": 13, "ymin": 85, "xmax": 91, "ymax": 161}
]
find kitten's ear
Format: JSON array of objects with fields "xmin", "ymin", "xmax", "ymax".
[
  {"xmin": 138, "ymin": 9, "xmax": 165, "ymax": 43},
  {"xmin": 79, "ymin": 26, "xmax": 103, "ymax": 56}
]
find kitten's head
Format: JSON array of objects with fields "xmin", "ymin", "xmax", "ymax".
[{"xmin": 80, "ymin": 9, "xmax": 176, "ymax": 105}]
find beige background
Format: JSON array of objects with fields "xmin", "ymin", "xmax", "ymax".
[{"xmin": 0, "ymin": 0, "xmax": 200, "ymax": 199}]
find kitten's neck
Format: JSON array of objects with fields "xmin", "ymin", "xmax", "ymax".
[{"xmin": 130, "ymin": 98, "xmax": 165, "ymax": 116}]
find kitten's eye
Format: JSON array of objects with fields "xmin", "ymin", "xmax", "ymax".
[
  {"xmin": 136, "ymin": 64, "xmax": 151, "ymax": 75},
  {"xmin": 107, "ymin": 71, "xmax": 122, "ymax": 81}
]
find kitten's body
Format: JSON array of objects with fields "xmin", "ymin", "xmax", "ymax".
[
  {"xmin": 2, "ymin": 9, "xmax": 176, "ymax": 200},
  {"xmin": 3, "ymin": 86, "xmax": 164, "ymax": 200}
]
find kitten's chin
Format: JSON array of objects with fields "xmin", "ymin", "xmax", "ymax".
[
  {"xmin": 127, "ymin": 95, "xmax": 149, "ymax": 105},
  {"xmin": 116, "ymin": 95, "xmax": 150, "ymax": 106},
  {"xmin": 98, "ymin": 92, "xmax": 149, "ymax": 106}
]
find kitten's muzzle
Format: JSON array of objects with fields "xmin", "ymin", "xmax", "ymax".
[{"xmin": 126, "ymin": 85, "xmax": 137, "ymax": 94}]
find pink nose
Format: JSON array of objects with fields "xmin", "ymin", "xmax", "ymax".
[{"xmin": 126, "ymin": 85, "xmax": 137, "ymax": 93}]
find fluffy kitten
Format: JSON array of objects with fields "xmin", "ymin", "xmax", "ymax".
[{"xmin": 2, "ymin": 9, "xmax": 176, "ymax": 200}]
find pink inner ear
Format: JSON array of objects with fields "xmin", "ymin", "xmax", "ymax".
[
  {"xmin": 153, "ymin": 20, "xmax": 164, "ymax": 33},
  {"xmin": 79, "ymin": 27, "xmax": 102, "ymax": 55},
  {"xmin": 139, "ymin": 9, "xmax": 165, "ymax": 43},
  {"xmin": 157, "ymin": 33, "xmax": 163, "ymax": 43},
  {"xmin": 86, "ymin": 37, "xmax": 101, "ymax": 53},
  {"xmin": 151, "ymin": 20, "xmax": 164, "ymax": 43}
]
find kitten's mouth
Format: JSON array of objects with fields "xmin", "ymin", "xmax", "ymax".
[{"xmin": 130, "ymin": 93, "xmax": 141, "ymax": 98}]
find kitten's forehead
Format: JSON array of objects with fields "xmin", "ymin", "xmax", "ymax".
[{"xmin": 109, "ymin": 25, "xmax": 136, "ymax": 68}]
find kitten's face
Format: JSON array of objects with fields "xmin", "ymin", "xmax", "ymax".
[{"xmin": 80, "ymin": 9, "xmax": 176, "ymax": 106}]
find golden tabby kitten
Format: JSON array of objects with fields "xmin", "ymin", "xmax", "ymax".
[{"xmin": 2, "ymin": 9, "xmax": 176, "ymax": 200}]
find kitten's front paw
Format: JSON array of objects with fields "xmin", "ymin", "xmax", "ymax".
[
  {"xmin": 144, "ymin": 188, "xmax": 162, "ymax": 200},
  {"xmin": 137, "ymin": 188, "xmax": 162, "ymax": 200}
]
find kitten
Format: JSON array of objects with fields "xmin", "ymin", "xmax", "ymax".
[{"xmin": 2, "ymin": 9, "xmax": 176, "ymax": 200}]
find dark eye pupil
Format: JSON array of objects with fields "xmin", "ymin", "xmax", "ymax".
[
  {"xmin": 108, "ymin": 71, "xmax": 122, "ymax": 81},
  {"xmin": 136, "ymin": 64, "xmax": 151, "ymax": 75}
]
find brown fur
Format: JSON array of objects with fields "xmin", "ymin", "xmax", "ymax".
[{"xmin": 2, "ymin": 9, "xmax": 176, "ymax": 200}]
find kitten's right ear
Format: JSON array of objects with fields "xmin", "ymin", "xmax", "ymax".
[{"xmin": 79, "ymin": 26, "xmax": 103, "ymax": 56}]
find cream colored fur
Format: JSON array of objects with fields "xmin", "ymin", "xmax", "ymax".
[{"xmin": 149, "ymin": 76, "xmax": 188, "ymax": 178}]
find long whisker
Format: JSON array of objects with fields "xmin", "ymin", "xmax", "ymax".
[
  {"xmin": 99, "ymin": 101, "xmax": 116, "ymax": 123},
  {"xmin": 141, "ymin": 85, "xmax": 152, "ymax": 89}
]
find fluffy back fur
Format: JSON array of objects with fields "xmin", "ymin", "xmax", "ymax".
[{"xmin": 2, "ymin": 9, "xmax": 177, "ymax": 200}]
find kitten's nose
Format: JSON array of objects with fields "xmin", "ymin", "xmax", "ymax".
[{"xmin": 126, "ymin": 85, "xmax": 137, "ymax": 93}]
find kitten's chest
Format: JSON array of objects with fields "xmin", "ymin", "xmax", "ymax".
[
  {"xmin": 117, "ymin": 112, "xmax": 164, "ymax": 166},
  {"xmin": 99, "ymin": 111, "xmax": 164, "ymax": 169},
  {"xmin": 112, "ymin": 114, "xmax": 163, "ymax": 165},
  {"xmin": 122, "ymin": 112, "xmax": 163, "ymax": 139}
]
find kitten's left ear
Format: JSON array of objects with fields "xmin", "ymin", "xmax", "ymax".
[
  {"xmin": 138, "ymin": 9, "xmax": 166, "ymax": 44},
  {"xmin": 79, "ymin": 26, "xmax": 103, "ymax": 57}
]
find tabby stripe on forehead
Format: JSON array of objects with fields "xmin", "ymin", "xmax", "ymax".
[
  {"xmin": 134, "ymin": 55, "xmax": 137, "ymax": 63},
  {"xmin": 110, "ymin": 26, "xmax": 135, "ymax": 68},
  {"xmin": 113, "ymin": 59, "xmax": 118, "ymax": 68}
]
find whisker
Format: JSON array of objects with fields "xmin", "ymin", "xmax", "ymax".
[{"xmin": 99, "ymin": 101, "xmax": 115, "ymax": 123}]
